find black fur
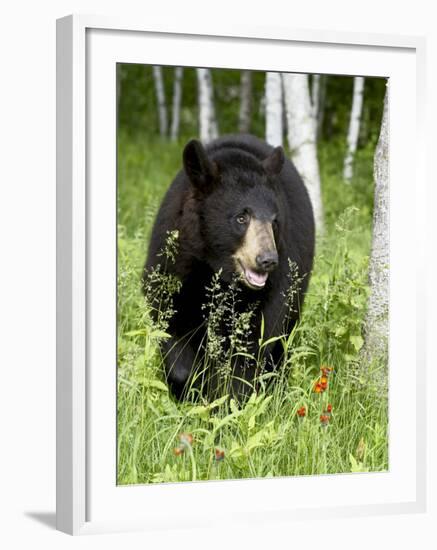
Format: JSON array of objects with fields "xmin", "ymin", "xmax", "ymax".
[{"xmin": 143, "ymin": 134, "xmax": 315, "ymax": 400}]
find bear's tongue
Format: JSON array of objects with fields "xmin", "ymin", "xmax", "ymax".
[{"xmin": 245, "ymin": 268, "xmax": 268, "ymax": 288}]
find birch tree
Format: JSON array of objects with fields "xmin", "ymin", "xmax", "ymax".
[
  {"xmin": 282, "ymin": 73, "xmax": 324, "ymax": 232},
  {"xmin": 360, "ymin": 91, "xmax": 389, "ymax": 369},
  {"xmin": 152, "ymin": 66, "xmax": 168, "ymax": 137},
  {"xmin": 196, "ymin": 68, "xmax": 219, "ymax": 143},
  {"xmin": 170, "ymin": 67, "xmax": 183, "ymax": 141},
  {"xmin": 343, "ymin": 76, "xmax": 365, "ymax": 182},
  {"xmin": 265, "ymin": 72, "xmax": 283, "ymax": 147},
  {"xmin": 238, "ymin": 70, "xmax": 252, "ymax": 133}
]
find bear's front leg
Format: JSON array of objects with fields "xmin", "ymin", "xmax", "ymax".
[{"xmin": 161, "ymin": 336, "xmax": 196, "ymax": 399}]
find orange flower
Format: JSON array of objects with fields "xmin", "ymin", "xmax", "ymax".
[
  {"xmin": 215, "ymin": 448, "xmax": 225, "ymax": 462},
  {"xmin": 297, "ymin": 406, "xmax": 306, "ymax": 417},
  {"xmin": 314, "ymin": 382, "xmax": 323, "ymax": 393},
  {"xmin": 320, "ymin": 414, "xmax": 330, "ymax": 427},
  {"xmin": 326, "ymin": 403, "xmax": 333, "ymax": 413},
  {"xmin": 173, "ymin": 446, "xmax": 184, "ymax": 456},
  {"xmin": 320, "ymin": 376, "xmax": 328, "ymax": 390}
]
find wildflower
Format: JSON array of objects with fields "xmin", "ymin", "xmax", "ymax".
[
  {"xmin": 157, "ymin": 229, "xmax": 179, "ymax": 263},
  {"xmin": 179, "ymin": 433, "xmax": 194, "ymax": 448},
  {"xmin": 314, "ymin": 373, "xmax": 329, "ymax": 393},
  {"xmin": 297, "ymin": 406, "xmax": 306, "ymax": 418},
  {"xmin": 173, "ymin": 446, "xmax": 184, "ymax": 456},
  {"xmin": 321, "ymin": 404, "xmax": 333, "ymax": 422},
  {"xmin": 320, "ymin": 414, "xmax": 330, "ymax": 427},
  {"xmin": 215, "ymin": 448, "xmax": 225, "ymax": 462},
  {"xmin": 320, "ymin": 376, "xmax": 328, "ymax": 390}
]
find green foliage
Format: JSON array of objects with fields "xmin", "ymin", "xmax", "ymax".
[
  {"xmin": 116, "ymin": 133, "xmax": 388, "ymax": 485},
  {"xmin": 321, "ymin": 75, "xmax": 385, "ymax": 145}
]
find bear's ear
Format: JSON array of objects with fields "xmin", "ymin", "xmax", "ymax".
[
  {"xmin": 183, "ymin": 139, "xmax": 219, "ymax": 191},
  {"xmin": 263, "ymin": 146, "xmax": 285, "ymax": 176}
]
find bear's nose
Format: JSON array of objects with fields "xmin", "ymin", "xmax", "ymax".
[{"xmin": 256, "ymin": 251, "xmax": 278, "ymax": 272}]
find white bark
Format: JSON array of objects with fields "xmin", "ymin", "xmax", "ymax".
[
  {"xmin": 282, "ymin": 73, "xmax": 324, "ymax": 232},
  {"xmin": 196, "ymin": 68, "xmax": 219, "ymax": 143},
  {"xmin": 153, "ymin": 65, "xmax": 168, "ymax": 137},
  {"xmin": 238, "ymin": 70, "xmax": 252, "ymax": 133},
  {"xmin": 152, "ymin": 66, "xmax": 168, "ymax": 137},
  {"xmin": 265, "ymin": 72, "xmax": 283, "ymax": 147},
  {"xmin": 361, "ymin": 90, "xmax": 389, "ymax": 368},
  {"xmin": 170, "ymin": 67, "xmax": 183, "ymax": 141},
  {"xmin": 343, "ymin": 76, "xmax": 365, "ymax": 182}
]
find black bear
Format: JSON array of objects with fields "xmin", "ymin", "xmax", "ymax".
[{"xmin": 143, "ymin": 134, "xmax": 315, "ymax": 400}]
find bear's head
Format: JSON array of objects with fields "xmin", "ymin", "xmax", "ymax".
[{"xmin": 182, "ymin": 139, "xmax": 284, "ymax": 291}]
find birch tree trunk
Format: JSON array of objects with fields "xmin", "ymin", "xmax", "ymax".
[
  {"xmin": 265, "ymin": 72, "xmax": 283, "ymax": 147},
  {"xmin": 343, "ymin": 76, "xmax": 365, "ymax": 182},
  {"xmin": 238, "ymin": 70, "xmax": 252, "ymax": 133},
  {"xmin": 361, "ymin": 90, "xmax": 389, "ymax": 370},
  {"xmin": 196, "ymin": 68, "xmax": 219, "ymax": 143},
  {"xmin": 282, "ymin": 73, "xmax": 324, "ymax": 232},
  {"xmin": 170, "ymin": 67, "xmax": 183, "ymax": 141},
  {"xmin": 152, "ymin": 66, "xmax": 168, "ymax": 137}
]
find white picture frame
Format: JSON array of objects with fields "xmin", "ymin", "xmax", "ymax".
[{"xmin": 56, "ymin": 14, "xmax": 427, "ymax": 535}]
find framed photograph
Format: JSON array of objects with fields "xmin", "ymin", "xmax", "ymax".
[{"xmin": 56, "ymin": 14, "xmax": 427, "ymax": 535}]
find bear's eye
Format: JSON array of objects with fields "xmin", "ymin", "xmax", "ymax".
[{"xmin": 236, "ymin": 213, "xmax": 249, "ymax": 225}]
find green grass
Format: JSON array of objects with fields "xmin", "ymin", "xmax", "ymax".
[{"xmin": 117, "ymin": 132, "xmax": 388, "ymax": 484}]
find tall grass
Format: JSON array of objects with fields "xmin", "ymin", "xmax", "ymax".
[{"xmin": 117, "ymin": 133, "xmax": 388, "ymax": 484}]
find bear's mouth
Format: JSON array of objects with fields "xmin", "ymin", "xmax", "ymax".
[
  {"xmin": 236, "ymin": 260, "xmax": 268, "ymax": 290},
  {"xmin": 244, "ymin": 268, "xmax": 268, "ymax": 288}
]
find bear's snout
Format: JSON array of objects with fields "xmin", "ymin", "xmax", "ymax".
[{"xmin": 256, "ymin": 250, "xmax": 278, "ymax": 272}]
